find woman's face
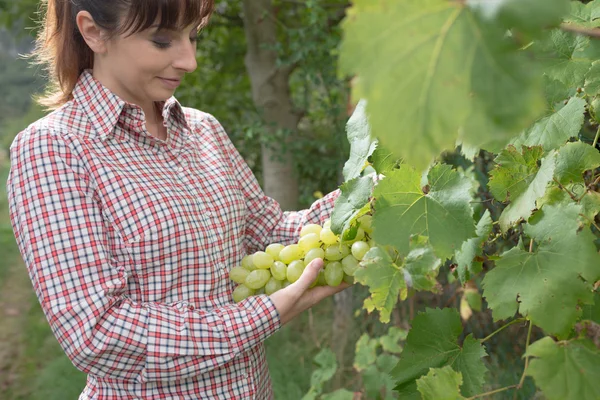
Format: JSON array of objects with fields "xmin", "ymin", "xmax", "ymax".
[{"xmin": 95, "ymin": 20, "xmax": 199, "ymax": 109}]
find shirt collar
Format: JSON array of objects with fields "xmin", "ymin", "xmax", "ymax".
[{"xmin": 72, "ymin": 69, "xmax": 191, "ymax": 145}]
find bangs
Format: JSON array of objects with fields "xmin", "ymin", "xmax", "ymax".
[{"xmin": 119, "ymin": 0, "xmax": 214, "ymax": 35}]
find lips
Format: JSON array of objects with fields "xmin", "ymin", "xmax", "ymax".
[{"xmin": 158, "ymin": 77, "xmax": 182, "ymax": 89}]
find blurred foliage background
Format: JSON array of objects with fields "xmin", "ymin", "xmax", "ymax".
[{"xmin": 0, "ymin": 1, "xmax": 538, "ymax": 399}]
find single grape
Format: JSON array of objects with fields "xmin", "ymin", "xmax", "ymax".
[
  {"xmin": 316, "ymin": 269, "xmax": 327, "ymax": 286},
  {"xmin": 286, "ymin": 260, "xmax": 305, "ymax": 283},
  {"xmin": 351, "ymin": 241, "xmax": 370, "ymax": 261},
  {"xmin": 339, "ymin": 244, "xmax": 350, "ymax": 258},
  {"xmin": 324, "ymin": 245, "xmax": 344, "ymax": 261},
  {"xmin": 253, "ymin": 251, "xmax": 274, "ymax": 269},
  {"xmin": 265, "ymin": 277, "xmax": 283, "ymax": 295},
  {"xmin": 343, "ymin": 273, "xmax": 354, "ymax": 285},
  {"xmin": 304, "ymin": 248, "xmax": 325, "ymax": 265},
  {"xmin": 270, "ymin": 261, "xmax": 287, "ymax": 281},
  {"xmin": 232, "ymin": 284, "xmax": 254, "ymax": 302},
  {"xmin": 320, "ymin": 227, "xmax": 338, "ymax": 245},
  {"xmin": 323, "ymin": 218, "xmax": 332, "ymax": 229},
  {"xmin": 282, "ymin": 280, "xmax": 292, "ymax": 288},
  {"xmin": 324, "ymin": 261, "xmax": 343, "ymax": 287},
  {"xmin": 229, "ymin": 266, "xmax": 250, "ymax": 284},
  {"xmin": 357, "ymin": 214, "xmax": 373, "ymax": 234},
  {"xmin": 300, "ymin": 223, "xmax": 322, "ymax": 237},
  {"xmin": 341, "ymin": 254, "xmax": 359, "ymax": 276},
  {"xmin": 241, "ymin": 254, "xmax": 256, "ymax": 270},
  {"xmin": 279, "ymin": 244, "xmax": 303, "ymax": 264},
  {"xmin": 245, "ymin": 269, "xmax": 271, "ymax": 290},
  {"xmin": 298, "ymin": 233, "xmax": 321, "ymax": 252},
  {"xmin": 354, "ymin": 227, "xmax": 366, "ymax": 242},
  {"xmin": 265, "ymin": 243, "xmax": 285, "ymax": 261}
]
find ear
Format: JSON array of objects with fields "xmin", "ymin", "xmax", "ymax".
[{"xmin": 75, "ymin": 11, "xmax": 107, "ymax": 54}]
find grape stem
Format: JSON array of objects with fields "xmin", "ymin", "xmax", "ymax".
[
  {"xmin": 466, "ymin": 384, "xmax": 518, "ymax": 400},
  {"xmin": 593, "ymin": 126, "xmax": 600, "ymax": 148},
  {"xmin": 517, "ymin": 321, "xmax": 533, "ymax": 389},
  {"xmin": 479, "ymin": 318, "xmax": 526, "ymax": 344}
]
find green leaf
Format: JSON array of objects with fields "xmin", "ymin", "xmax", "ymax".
[
  {"xmin": 416, "ymin": 366, "xmax": 465, "ymax": 400},
  {"xmin": 538, "ymin": 183, "xmax": 600, "ymax": 221},
  {"xmin": 403, "ymin": 243, "xmax": 442, "ymax": 292},
  {"xmin": 536, "ymin": 29, "xmax": 600, "ymax": 88},
  {"xmin": 585, "ymin": 60, "xmax": 600, "ymax": 96},
  {"xmin": 371, "ymin": 141, "xmax": 401, "ymax": 176},
  {"xmin": 373, "ymin": 165, "xmax": 476, "ymax": 260},
  {"xmin": 543, "ymin": 75, "xmax": 574, "ymax": 112},
  {"xmin": 363, "ymin": 362, "xmax": 397, "ymax": 400},
  {"xmin": 525, "ymin": 337, "xmax": 600, "ymax": 400},
  {"xmin": 321, "ymin": 389, "xmax": 356, "ymax": 400},
  {"xmin": 343, "ymin": 99, "xmax": 378, "ymax": 181},
  {"xmin": 488, "ymin": 146, "xmax": 556, "ymax": 232},
  {"xmin": 469, "ymin": 0, "xmax": 569, "ymax": 33},
  {"xmin": 302, "ymin": 348, "xmax": 338, "ymax": 400},
  {"xmin": 511, "ymin": 96, "xmax": 586, "ymax": 151},
  {"xmin": 379, "ymin": 326, "xmax": 407, "ymax": 355},
  {"xmin": 565, "ymin": 0, "xmax": 600, "ymax": 28},
  {"xmin": 339, "ymin": 0, "xmax": 543, "ymax": 171},
  {"xmin": 355, "ymin": 247, "xmax": 406, "ymax": 323},
  {"xmin": 482, "ymin": 204, "xmax": 600, "ymax": 336},
  {"xmin": 392, "ymin": 308, "xmax": 487, "ymax": 398},
  {"xmin": 555, "ymin": 141, "xmax": 600, "ymax": 185},
  {"xmin": 582, "ymin": 291, "xmax": 600, "ymax": 324},
  {"xmin": 354, "ymin": 333, "xmax": 379, "ymax": 372},
  {"xmin": 331, "ymin": 176, "xmax": 374, "ymax": 236},
  {"xmin": 455, "ymin": 210, "xmax": 493, "ymax": 284}
]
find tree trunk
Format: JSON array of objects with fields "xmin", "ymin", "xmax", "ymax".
[
  {"xmin": 332, "ymin": 287, "xmax": 354, "ymax": 388},
  {"xmin": 241, "ymin": 0, "xmax": 300, "ymax": 211}
]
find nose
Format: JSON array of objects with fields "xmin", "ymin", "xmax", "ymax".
[{"xmin": 173, "ymin": 40, "xmax": 198, "ymax": 73}]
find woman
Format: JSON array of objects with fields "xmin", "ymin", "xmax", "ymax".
[{"xmin": 6, "ymin": 0, "xmax": 348, "ymax": 398}]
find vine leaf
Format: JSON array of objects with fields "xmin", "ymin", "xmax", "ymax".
[
  {"xmin": 342, "ymin": 99, "xmax": 377, "ymax": 181},
  {"xmin": 339, "ymin": 0, "xmax": 543, "ymax": 170},
  {"xmin": 455, "ymin": 210, "xmax": 493, "ymax": 284},
  {"xmin": 416, "ymin": 366, "xmax": 465, "ymax": 400},
  {"xmin": 511, "ymin": 97, "xmax": 586, "ymax": 151},
  {"xmin": 355, "ymin": 247, "xmax": 405, "ymax": 324},
  {"xmin": 330, "ymin": 175, "xmax": 374, "ymax": 236},
  {"xmin": 525, "ymin": 337, "xmax": 600, "ymax": 400},
  {"xmin": 564, "ymin": 0, "xmax": 600, "ymax": 28},
  {"xmin": 372, "ymin": 165, "xmax": 476, "ymax": 260},
  {"xmin": 488, "ymin": 145, "xmax": 556, "ymax": 232},
  {"xmin": 584, "ymin": 60, "xmax": 600, "ymax": 96},
  {"xmin": 535, "ymin": 29, "xmax": 600, "ymax": 87},
  {"xmin": 469, "ymin": 0, "xmax": 569, "ymax": 34},
  {"xmin": 391, "ymin": 308, "xmax": 487, "ymax": 398},
  {"xmin": 482, "ymin": 204, "xmax": 600, "ymax": 337},
  {"xmin": 403, "ymin": 242, "xmax": 442, "ymax": 292},
  {"xmin": 554, "ymin": 141, "xmax": 600, "ymax": 185}
]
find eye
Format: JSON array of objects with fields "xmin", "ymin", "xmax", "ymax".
[{"xmin": 152, "ymin": 40, "xmax": 171, "ymax": 49}]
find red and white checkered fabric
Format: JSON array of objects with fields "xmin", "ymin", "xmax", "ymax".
[{"xmin": 6, "ymin": 69, "xmax": 339, "ymax": 399}]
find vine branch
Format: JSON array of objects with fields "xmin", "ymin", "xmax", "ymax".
[
  {"xmin": 480, "ymin": 318, "xmax": 526, "ymax": 344},
  {"xmin": 593, "ymin": 126, "xmax": 600, "ymax": 148},
  {"xmin": 560, "ymin": 23, "xmax": 600, "ymax": 38},
  {"xmin": 517, "ymin": 321, "xmax": 533, "ymax": 389},
  {"xmin": 553, "ymin": 178, "xmax": 579, "ymax": 202},
  {"xmin": 467, "ymin": 384, "xmax": 518, "ymax": 400}
]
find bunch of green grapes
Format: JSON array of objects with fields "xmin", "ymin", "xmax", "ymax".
[{"xmin": 229, "ymin": 215, "xmax": 374, "ymax": 302}]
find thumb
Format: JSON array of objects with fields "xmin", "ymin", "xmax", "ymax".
[{"xmin": 292, "ymin": 258, "xmax": 324, "ymax": 292}]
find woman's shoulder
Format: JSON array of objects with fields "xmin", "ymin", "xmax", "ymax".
[
  {"xmin": 10, "ymin": 101, "xmax": 79, "ymax": 152},
  {"xmin": 180, "ymin": 106, "xmax": 229, "ymax": 141}
]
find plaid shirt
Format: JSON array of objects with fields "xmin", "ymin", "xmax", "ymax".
[{"xmin": 6, "ymin": 69, "xmax": 339, "ymax": 399}]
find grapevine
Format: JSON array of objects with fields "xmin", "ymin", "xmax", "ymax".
[{"xmin": 306, "ymin": 0, "xmax": 600, "ymax": 399}]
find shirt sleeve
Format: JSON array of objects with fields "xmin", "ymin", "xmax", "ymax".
[
  {"xmin": 6, "ymin": 127, "xmax": 280, "ymax": 383},
  {"xmin": 205, "ymin": 115, "xmax": 340, "ymax": 254}
]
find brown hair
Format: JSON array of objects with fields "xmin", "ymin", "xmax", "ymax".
[{"xmin": 32, "ymin": 0, "xmax": 214, "ymax": 110}]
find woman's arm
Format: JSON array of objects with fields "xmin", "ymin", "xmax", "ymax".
[
  {"xmin": 6, "ymin": 127, "xmax": 281, "ymax": 383},
  {"xmin": 204, "ymin": 114, "xmax": 340, "ymax": 254}
]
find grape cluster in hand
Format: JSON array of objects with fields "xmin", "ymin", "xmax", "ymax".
[{"xmin": 229, "ymin": 216, "xmax": 374, "ymax": 302}]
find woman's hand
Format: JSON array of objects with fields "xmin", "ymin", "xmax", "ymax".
[{"xmin": 269, "ymin": 258, "xmax": 350, "ymax": 325}]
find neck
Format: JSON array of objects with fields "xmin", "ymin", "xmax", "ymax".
[{"xmin": 91, "ymin": 68, "xmax": 159, "ymax": 123}]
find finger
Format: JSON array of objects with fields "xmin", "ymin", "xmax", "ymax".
[
  {"xmin": 301, "ymin": 281, "xmax": 351, "ymax": 307},
  {"xmin": 291, "ymin": 258, "xmax": 324, "ymax": 292}
]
